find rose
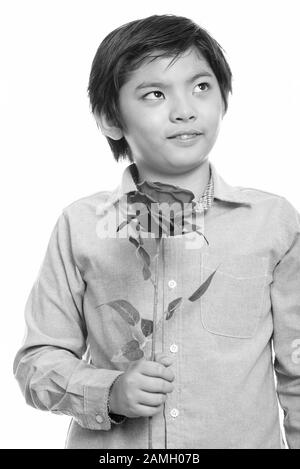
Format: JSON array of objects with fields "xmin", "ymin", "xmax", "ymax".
[
  {"xmin": 116, "ymin": 180, "xmax": 206, "ymax": 239},
  {"xmin": 136, "ymin": 180, "xmax": 195, "ymax": 205},
  {"xmin": 135, "ymin": 180, "xmax": 196, "ymax": 237},
  {"xmin": 112, "ymin": 176, "xmax": 209, "ymax": 449}
]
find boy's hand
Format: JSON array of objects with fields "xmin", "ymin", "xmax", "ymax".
[{"xmin": 108, "ymin": 352, "xmax": 175, "ymax": 418}]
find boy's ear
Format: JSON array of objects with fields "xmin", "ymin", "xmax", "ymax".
[{"xmin": 95, "ymin": 111, "xmax": 124, "ymax": 140}]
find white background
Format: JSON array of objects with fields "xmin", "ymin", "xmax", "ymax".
[{"xmin": 1, "ymin": 0, "xmax": 299, "ymax": 448}]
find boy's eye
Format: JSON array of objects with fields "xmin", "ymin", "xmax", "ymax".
[
  {"xmin": 195, "ymin": 82, "xmax": 210, "ymax": 92},
  {"xmin": 143, "ymin": 91, "xmax": 164, "ymax": 100},
  {"xmin": 142, "ymin": 82, "xmax": 210, "ymax": 100}
]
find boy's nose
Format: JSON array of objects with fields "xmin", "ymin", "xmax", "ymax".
[
  {"xmin": 169, "ymin": 99, "xmax": 197, "ymax": 122},
  {"xmin": 174, "ymin": 113, "xmax": 196, "ymax": 122}
]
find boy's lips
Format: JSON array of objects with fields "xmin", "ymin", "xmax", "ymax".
[
  {"xmin": 168, "ymin": 133, "xmax": 203, "ymax": 146},
  {"xmin": 167, "ymin": 129, "xmax": 203, "ymax": 138}
]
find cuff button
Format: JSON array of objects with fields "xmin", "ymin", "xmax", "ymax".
[{"xmin": 96, "ymin": 414, "xmax": 104, "ymax": 423}]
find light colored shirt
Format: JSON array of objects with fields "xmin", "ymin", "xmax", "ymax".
[{"xmin": 13, "ymin": 162, "xmax": 300, "ymax": 449}]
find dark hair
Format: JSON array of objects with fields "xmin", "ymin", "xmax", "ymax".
[{"xmin": 88, "ymin": 14, "xmax": 232, "ymax": 163}]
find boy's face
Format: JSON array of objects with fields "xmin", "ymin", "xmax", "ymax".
[{"xmin": 116, "ymin": 47, "xmax": 224, "ymax": 175}]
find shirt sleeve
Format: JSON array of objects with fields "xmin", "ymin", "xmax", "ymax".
[
  {"xmin": 271, "ymin": 199, "xmax": 300, "ymax": 449},
  {"xmin": 13, "ymin": 211, "xmax": 126, "ymax": 431}
]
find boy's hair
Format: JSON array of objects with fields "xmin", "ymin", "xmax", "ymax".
[{"xmin": 88, "ymin": 14, "xmax": 232, "ymax": 163}]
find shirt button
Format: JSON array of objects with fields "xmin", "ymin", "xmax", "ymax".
[
  {"xmin": 168, "ymin": 280, "xmax": 177, "ymax": 289},
  {"xmin": 95, "ymin": 414, "xmax": 104, "ymax": 423},
  {"xmin": 170, "ymin": 343, "xmax": 178, "ymax": 353},
  {"xmin": 170, "ymin": 408, "xmax": 179, "ymax": 418}
]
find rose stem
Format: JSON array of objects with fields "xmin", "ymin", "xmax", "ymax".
[
  {"xmin": 148, "ymin": 236, "xmax": 161, "ymax": 449},
  {"xmin": 161, "ymin": 236, "xmax": 168, "ymax": 449}
]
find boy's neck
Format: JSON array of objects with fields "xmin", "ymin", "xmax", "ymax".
[{"xmin": 134, "ymin": 159, "xmax": 211, "ymax": 201}]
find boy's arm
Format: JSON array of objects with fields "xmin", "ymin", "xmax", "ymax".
[
  {"xmin": 13, "ymin": 211, "xmax": 126, "ymax": 431},
  {"xmin": 271, "ymin": 199, "xmax": 300, "ymax": 449}
]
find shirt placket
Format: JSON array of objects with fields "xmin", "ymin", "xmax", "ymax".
[{"xmin": 158, "ymin": 236, "xmax": 184, "ymax": 449}]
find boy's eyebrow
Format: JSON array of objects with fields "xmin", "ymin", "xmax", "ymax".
[{"xmin": 135, "ymin": 71, "xmax": 214, "ymax": 91}]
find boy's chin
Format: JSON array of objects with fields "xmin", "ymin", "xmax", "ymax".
[{"xmin": 166, "ymin": 155, "xmax": 208, "ymax": 170}]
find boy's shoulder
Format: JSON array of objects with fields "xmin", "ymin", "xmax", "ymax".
[
  {"xmin": 65, "ymin": 189, "xmax": 113, "ymax": 206},
  {"xmin": 61, "ymin": 189, "xmax": 116, "ymax": 220},
  {"xmin": 235, "ymin": 184, "xmax": 300, "ymax": 224},
  {"xmin": 236, "ymin": 184, "xmax": 284, "ymax": 201},
  {"xmin": 236, "ymin": 183, "xmax": 292, "ymax": 206}
]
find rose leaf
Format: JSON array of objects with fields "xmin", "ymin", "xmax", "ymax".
[
  {"xmin": 188, "ymin": 269, "xmax": 218, "ymax": 302},
  {"xmin": 165, "ymin": 297, "xmax": 183, "ymax": 320},
  {"xmin": 96, "ymin": 299, "xmax": 140, "ymax": 325},
  {"xmin": 141, "ymin": 318, "xmax": 153, "ymax": 337}
]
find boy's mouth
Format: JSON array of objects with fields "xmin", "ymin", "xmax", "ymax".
[
  {"xmin": 167, "ymin": 130, "xmax": 203, "ymax": 140},
  {"xmin": 169, "ymin": 134, "xmax": 201, "ymax": 141}
]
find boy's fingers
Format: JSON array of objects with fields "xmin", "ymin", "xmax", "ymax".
[
  {"xmin": 155, "ymin": 352, "xmax": 174, "ymax": 367},
  {"xmin": 140, "ymin": 359, "xmax": 175, "ymax": 381}
]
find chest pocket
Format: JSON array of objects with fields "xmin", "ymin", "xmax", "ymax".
[{"xmin": 200, "ymin": 251, "xmax": 268, "ymax": 339}]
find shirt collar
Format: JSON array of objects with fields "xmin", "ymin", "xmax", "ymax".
[
  {"xmin": 105, "ymin": 161, "xmax": 252, "ymax": 208},
  {"xmin": 210, "ymin": 162, "xmax": 252, "ymax": 206}
]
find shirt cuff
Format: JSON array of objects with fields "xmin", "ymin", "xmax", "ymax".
[{"xmin": 82, "ymin": 369, "xmax": 126, "ymax": 431}]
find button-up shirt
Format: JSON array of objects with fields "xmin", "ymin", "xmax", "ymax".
[{"xmin": 13, "ymin": 162, "xmax": 300, "ymax": 449}]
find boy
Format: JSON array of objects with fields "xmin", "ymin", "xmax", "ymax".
[{"xmin": 13, "ymin": 14, "xmax": 300, "ymax": 449}]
